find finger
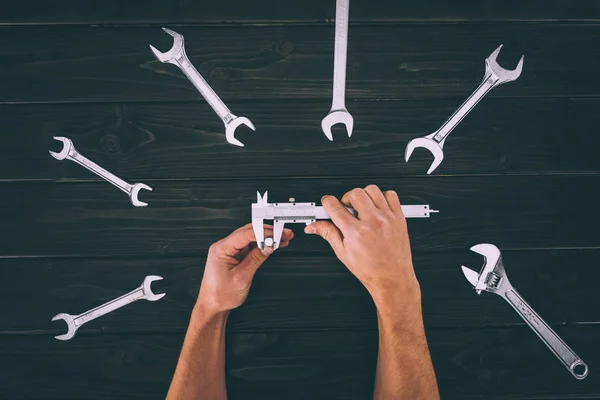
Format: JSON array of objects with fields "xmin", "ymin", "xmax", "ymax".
[
  {"xmin": 364, "ymin": 184, "xmax": 389, "ymax": 210},
  {"xmin": 321, "ymin": 195, "xmax": 357, "ymax": 232},
  {"xmin": 237, "ymin": 246, "xmax": 273, "ymax": 277},
  {"xmin": 305, "ymin": 221, "xmax": 344, "ymax": 255},
  {"xmin": 383, "ymin": 190, "xmax": 402, "ymax": 213},
  {"xmin": 341, "ymin": 188, "xmax": 377, "ymax": 218}
]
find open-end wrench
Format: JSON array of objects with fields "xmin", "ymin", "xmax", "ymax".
[
  {"xmin": 461, "ymin": 244, "xmax": 588, "ymax": 380},
  {"xmin": 52, "ymin": 275, "xmax": 165, "ymax": 341},
  {"xmin": 150, "ymin": 28, "xmax": 255, "ymax": 147},
  {"xmin": 405, "ymin": 45, "xmax": 524, "ymax": 174},
  {"xmin": 321, "ymin": 0, "xmax": 354, "ymax": 141},
  {"xmin": 49, "ymin": 136, "xmax": 152, "ymax": 207}
]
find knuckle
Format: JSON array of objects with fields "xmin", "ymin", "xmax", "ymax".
[
  {"xmin": 208, "ymin": 242, "xmax": 220, "ymax": 254},
  {"xmin": 365, "ymin": 184, "xmax": 380, "ymax": 193}
]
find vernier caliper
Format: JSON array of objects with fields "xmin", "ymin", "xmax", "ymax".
[{"xmin": 251, "ymin": 191, "xmax": 439, "ymax": 249}]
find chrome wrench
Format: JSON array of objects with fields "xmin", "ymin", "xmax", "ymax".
[
  {"xmin": 461, "ymin": 243, "xmax": 588, "ymax": 379},
  {"xmin": 52, "ymin": 275, "xmax": 165, "ymax": 341},
  {"xmin": 150, "ymin": 28, "xmax": 255, "ymax": 147},
  {"xmin": 49, "ymin": 136, "xmax": 152, "ymax": 207},
  {"xmin": 321, "ymin": 0, "xmax": 354, "ymax": 141},
  {"xmin": 405, "ymin": 45, "xmax": 524, "ymax": 174}
]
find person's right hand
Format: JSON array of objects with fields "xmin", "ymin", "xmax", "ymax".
[{"xmin": 304, "ymin": 185, "xmax": 421, "ymax": 307}]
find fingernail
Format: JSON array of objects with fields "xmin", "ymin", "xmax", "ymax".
[
  {"xmin": 305, "ymin": 225, "xmax": 315, "ymax": 234},
  {"xmin": 284, "ymin": 228, "xmax": 292, "ymax": 234},
  {"xmin": 262, "ymin": 246, "xmax": 275, "ymax": 256},
  {"xmin": 321, "ymin": 195, "xmax": 330, "ymax": 201}
]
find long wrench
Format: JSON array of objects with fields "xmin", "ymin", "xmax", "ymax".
[
  {"xmin": 150, "ymin": 28, "xmax": 255, "ymax": 147},
  {"xmin": 461, "ymin": 244, "xmax": 588, "ymax": 380},
  {"xmin": 321, "ymin": 0, "xmax": 354, "ymax": 141},
  {"xmin": 49, "ymin": 136, "xmax": 152, "ymax": 207},
  {"xmin": 52, "ymin": 275, "xmax": 165, "ymax": 341},
  {"xmin": 405, "ymin": 45, "xmax": 524, "ymax": 174}
]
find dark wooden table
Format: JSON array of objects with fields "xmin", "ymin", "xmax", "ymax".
[{"xmin": 1, "ymin": 1, "xmax": 599, "ymax": 399}]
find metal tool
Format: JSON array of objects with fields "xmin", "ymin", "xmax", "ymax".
[
  {"xmin": 150, "ymin": 27, "xmax": 255, "ymax": 147},
  {"xmin": 321, "ymin": 0, "xmax": 354, "ymax": 141},
  {"xmin": 461, "ymin": 243, "xmax": 588, "ymax": 379},
  {"xmin": 49, "ymin": 136, "xmax": 152, "ymax": 207},
  {"xmin": 252, "ymin": 191, "xmax": 438, "ymax": 249},
  {"xmin": 52, "ymin": 275, "xmax": 165, "ymax": 341},
  {"xmin": 405, "ymin": 45, "xmax": 524, "ymax": 174}
]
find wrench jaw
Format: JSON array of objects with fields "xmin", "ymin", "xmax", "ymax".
[
  {"xmin": 321, "ymin": 110, "xmax": 354, "ymax": 141},
  {"xmin": 224, "ymin": 116, "xmax": 255, "ymax": 147},
  {"xmin": 462, "ymin": 243, "xmax": 511, "ymax": 296},
  {"xmin": 404, "ymin": 135, "xmax": 445, "ymax": 175},
  {"xmin": 52, "ymin": 313, "xmax": 77, "ymax": 341},
  {"xmin": 129, "ymin": 183, "xmax": 153, "ymax": 208},
  {"xmin": 49, "ymin": 136, "xmax": 74, "ymax": 161},
  {"xmin": 142, "ymin": 275, "xmax": 166, "ymax": 301},
  {"xmin": 149, "ymin": 27, "xmax": 186, "ymax": 65},
  {"xmin": 485, "ymin": 44, "xmax": 524, "ymax": 85}
]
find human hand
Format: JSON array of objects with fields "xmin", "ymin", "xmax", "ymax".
[
  {"xmin": 197, "ymin": 223, "xmax": 294, "ymax": 314},
  {"xmin": 305, "ymin": 185, "xmax": 420, "ymax": 307}
]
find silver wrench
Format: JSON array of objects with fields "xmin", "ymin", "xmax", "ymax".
[
  {"xmin": 150, "ymin": 28, "xmax": 255, "ymax": 147},
  {"xmin": 49, "ymin": 136, "xmax": 152, "ymax": 207},
  {"xmin": 321, "ymin": 0, "xmax": 354, "ymax": 141},
  {"xmin": 405, "ymin": 45, "xmax": 524, "ymax": 174},
  {"xmin": 52, "ymin": 275, "xmax": 165, "ymax": 341},
  {"xmin": 461, "ymin": 244, "xmax": 588, "ymax": 380}
]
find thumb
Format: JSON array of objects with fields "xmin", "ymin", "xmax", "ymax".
[
  {"xmin": 305, "ymin": 221, "xmax": 344, "ymax": 254},
  {"xmin": 237, "ymin": 246, "xmax": 274, "ymax": 277}
]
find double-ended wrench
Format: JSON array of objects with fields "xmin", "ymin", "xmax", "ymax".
[
  {"xmin": 405, "ymin": 45, "xmax": 524, "ymax": 174},
  {"xmin": 321, "ymin": 0, "xmax": 354, "ymax": 141},
  {"xmin": 52, "ymin": 275, "xmax": 165, "ymax": 341},
  {"xmin": 49, "ymin": 136, "xmax": 152, "ymax": 207},
  {"xmin": 461, "ymin": 243, "xmax": 588, "ymax": 379},
  {"xmin": 252, "ymin": 191, "xmax": 438, "ymax": 249},
  {"xmin": 150, "ymin": 28, "xmax": 255, "ymax": 147}
]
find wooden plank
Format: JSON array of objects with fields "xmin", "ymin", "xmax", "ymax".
[
  {"xmin": 0, "ymin": 24, "xmax": 597, "ymax": 103},
  {"xmin": 0, "ymin": 327, "xmax": 598, "ymax": 399},
  {"xmin": 4, "ymin": 98, "xmax": 599, "ymax": 181},
  {"xmin": 0, "ymin": 249, "xmax": 597, "ymax": 333},
  {"xmin": 3, "ymin": 1, "xmax": 599, "ymax": 24},
  {"xmin": 0, "ymin": 176, "xmax": 596, "ymax": 258}
]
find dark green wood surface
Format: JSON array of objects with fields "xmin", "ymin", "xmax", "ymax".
[{"xmin": 1, "ymin": 1, "xmax": 598, "ymax": 399}]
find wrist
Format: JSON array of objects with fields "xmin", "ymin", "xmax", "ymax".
[
  {"xmin": 192, "ymin": 300, "xmax": 230, "ymax": 327},
  {"xmin": 369, "ymin": 282, "xmax": 425, "ymax": 335}
]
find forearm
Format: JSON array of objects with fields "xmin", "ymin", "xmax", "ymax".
[
  {"xmin": 372, "ymin": 287, "xmax": 439, "ymax": 400},
  {"xmin": 166, "ymin": 303, "xmax": 228, "ymax": 400}
]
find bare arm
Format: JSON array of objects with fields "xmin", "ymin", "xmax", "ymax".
[
  {"xmin": 166, "ymin": 224, "xmax": 294, "ymax": 400},
  {"xmin": 306, "ymin": 185, "xmax": 439, "ymax": 399}
]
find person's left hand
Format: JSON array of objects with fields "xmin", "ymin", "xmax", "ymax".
[{"xmin": 197, "ymin": 223, "xmax": 294, "ymax": 314}]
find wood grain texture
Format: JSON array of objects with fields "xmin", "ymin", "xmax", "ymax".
[
  {"xmin": 0, "ymin": 176, "xmax": 597, "ymax": 258},
  {"xmin": 0, "ymin": 327, "xmax": 598, "ymax": 399},
  {"xmin": 0, "ymin": 24, "xmax": 597, "ymax": 103},
  {"xmin": 4, "ymin": 97, "xmax": 599, "ymax": 181},
  {"xmin": 0, "ymin": 249, "xmax": 595, "ymax": 333},
  {"xmin": 3, "ymin": 1, "xmax": 600, "ymax": 24}
]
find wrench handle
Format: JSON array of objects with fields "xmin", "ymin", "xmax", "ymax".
[
  {"xmin": 432, "ymin": 74, "xmax": 498, "ymax": 143},
  {"xmin": 331, "ymin": 0, "xmax": 350, "ymax": 110},
  {"xmin": 69, "ymin": 152, "xmax": 131, "ymax": 194},
  {"xmin": 174, "ymin": 55, "xmax": 232, "ymax": 121},
  {"xmin": 74, "ymin": 288, "xmax": 145, "ymax": 327},
  {"xmin": 504, "ymin": 288, "xmax": 588, "ymax": 379}
]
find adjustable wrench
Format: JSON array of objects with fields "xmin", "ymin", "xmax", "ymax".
[
  {"xmin": 49, "ymin": 136, "xmax": 152, "ymax": 207},
  {"xmin": 52, "ymin": 275, "xmax": 165, "ymax": 341},
  {"xmin": 150, "ymin": 28, "xmax": 255, "ymax": 147},
  {"xmin": 461, "ymin": 243, "xmax": 588, "ymax": 380},
  {"xmin": 252, "ymin": 191, "xmax": 438, "ymax": 249},
  {"xmin": 405, "ymin": 45, "xmax": 524, "ymax": 174},
  {"xmin": 321, "ymin": 0, "xmax": 354, "ymax": 141}
]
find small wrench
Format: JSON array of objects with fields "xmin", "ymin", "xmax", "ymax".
[
  {"xmin": 405, "ymin": 45, "xmax": 524, "ymax": 174},
  {"xmin": 461, "ymin": 244, "xmax": 588, "ymax": 380},
  {"xmin": 52, "ymin": 275, "xmax": 165, "ymax": 341},
  {"xmin": 49, "ymin": 136, "xmax": 152, "ymax": 207},
  {"xmin": 150, "ymin": 28, "xmax": 255, "ymax": 147},
  {"xmin": 321, "ymin": 0, "xmax": 354, "ymax": 141}
]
